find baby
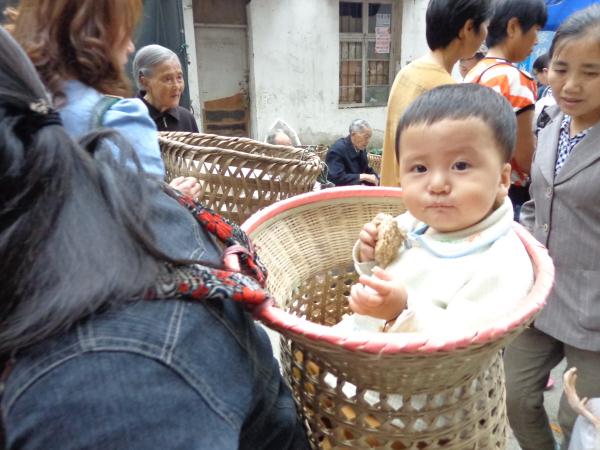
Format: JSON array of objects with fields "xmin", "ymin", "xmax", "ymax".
[{"xmin": 338, "ymin": 84, "xmax": 534, "ymax": 339}]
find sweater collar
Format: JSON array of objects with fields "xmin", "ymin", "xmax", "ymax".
[{"xmin": 404, "ymin": 198, "xmax": 514, "ymax": 258}]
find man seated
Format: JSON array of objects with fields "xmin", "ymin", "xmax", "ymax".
[
  {"xmin": 266, "ymin": 128, "xmax": 293, "ymax": 146},
  {"xmin": 264, "ymin": 119, "xmax": 300, "ymax": 146},
  {"xmin": 326, "ymin": 119, "xmax": 378, "ymax": 186}
]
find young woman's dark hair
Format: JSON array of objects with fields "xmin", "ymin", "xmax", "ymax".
[
  {"xmin": 0, "ymin": 25, "xmax": 170, "ymax": 357},
  {"xmin": 486, "ymin": 0, "xmax": 547, "ymax": 48},
  {"xmin": 425, "ymin": 0, "xmax": 492, "ymax": 51},
  {"xmin": 549, "ymin": 4, "xmax": 600, "ymax": 59},
  {"xmin": 395, "ymin": 83, "xmax": 516, "ymax": 163}
]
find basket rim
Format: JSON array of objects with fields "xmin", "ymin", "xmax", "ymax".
[
  {"xmin": 158, "ymin": 139, "xmax": 323, "ymax": 167},
  {"xmin": 242, "ymin": 186, "xmax": 555, "ymax": 355},
  {"xmin": 158, "ymin": 131, "xmax": 322, "ymax": 163}
]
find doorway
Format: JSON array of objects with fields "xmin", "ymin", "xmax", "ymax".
[{"xmin": 194, "ymin": 0, "xmax": 250, "ymax": 136}]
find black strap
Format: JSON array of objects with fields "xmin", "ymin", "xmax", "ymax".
[
  {"xmin": 89, "ymin": 95, "xmax": 121, "ymax": 130},
  {"xmin": 473, "ymin": 60, "xmax": 516, "ymax": 85}
]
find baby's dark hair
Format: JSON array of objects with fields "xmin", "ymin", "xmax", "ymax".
[
  {"xmin": 549, "ymin": 4, "xmax": 600, "ymax": 59},
  {"xmin": 486, "ymin": 0, "xmax": 547, "ymax": 49},
  {"xmin": 395, "ymin": 84, "xmax": 516, "ymax": 163}
]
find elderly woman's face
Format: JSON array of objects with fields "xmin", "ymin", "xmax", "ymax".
[
  {"xmin": 350, "ymin": 129, "xmax": 372, "ymax": 150},
  {"xmin": 142, "ymin": 58, "xmax": 185, "ymax": 112}
]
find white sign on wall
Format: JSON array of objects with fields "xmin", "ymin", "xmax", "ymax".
[{"xmin": 375, "ymin": 26, "xmax": 390, "ymax": 54}]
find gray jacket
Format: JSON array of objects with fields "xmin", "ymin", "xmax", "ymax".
[{"xmin": 521, "ymin": 105, "xmax": 600, "ymax": 351}]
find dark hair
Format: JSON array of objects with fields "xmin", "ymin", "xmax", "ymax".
[
  {"xmin": 549, "ymin": 4, "xmax": 600, "ymax": 59},
  {"xmin": 395, "ymin": 84, "xmax": 516, "ymax": 163},
  {"xmin": 7, "ymin": 0, "xmax": 142, "ymax": 104},
  {"xmin": 0, "ymin": 26, "xmax": 172, "ymax": 357},
  {"xmin": 426, "ymin": 0, "xmax": 492, "ymax": 51},
  {"xmin": 533, "ymin": 53, "xmax": 549, "ymax": 72},
  {"xmin": 486, "ymin": 0, "xmax": 547, "ymax": 48}
]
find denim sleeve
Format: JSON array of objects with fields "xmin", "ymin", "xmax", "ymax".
[
  {"xmin": 5, "ymin": 352, "xmax": 241, "ymax": 450},
  {"xmin": 103, "ymin": 98, "xmax": 166, "ymax": 178}
]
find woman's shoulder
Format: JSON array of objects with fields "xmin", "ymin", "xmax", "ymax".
[
  {"xmin": 59, "ymin": 81, "xmax": 156, "ymax": 135},
  {"xmin": 101, "ymin": 97, "xmax": 158, "ymax": 139}
]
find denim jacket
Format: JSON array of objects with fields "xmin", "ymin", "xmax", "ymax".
[{"xmin": 1, "ymin": 299, "xmax": 307, "ymax": 450}]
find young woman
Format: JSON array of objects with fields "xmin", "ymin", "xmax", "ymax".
[{"xmin": 503, "ymin": 5, "xmax": 600, "ymax": 449}]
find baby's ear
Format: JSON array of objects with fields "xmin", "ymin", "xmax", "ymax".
[{"xmin": 497, "ymin": 162, "xmax": 511, "ymax": 200}]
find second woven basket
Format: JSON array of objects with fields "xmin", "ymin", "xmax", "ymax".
[{"xmin": 159, "ymin": 131, "xmax": 324, "ymax": 224}]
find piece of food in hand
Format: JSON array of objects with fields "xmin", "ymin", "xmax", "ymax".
[{"xmin": 373, "ymin": 213, "xmax": 406, "ymax": 268}]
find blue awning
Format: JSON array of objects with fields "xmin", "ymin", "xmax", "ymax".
[{"xmin": 545, "ymin": 0, "xmax": 598, "ymax": 31}]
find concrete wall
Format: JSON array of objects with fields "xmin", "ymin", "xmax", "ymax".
[
  {"xmin": 400, "ymin": 0, "xmax": 429, "ymax": 67},
  {"xmin": 247, "ymin": 0, "xmax": 428, "ymax": 147}
]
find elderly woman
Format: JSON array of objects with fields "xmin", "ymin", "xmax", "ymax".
[
  {"xmin": 326, "ymin": 119, "xmax": 379, "ymax": 187},
  {"xmin": 133, "ymin": 44, "xmax": 199, "ymax": 132}
]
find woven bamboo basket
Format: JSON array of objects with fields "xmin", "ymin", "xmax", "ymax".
[
  {"xmin": 242, "ymin": 187, "xmax": 555, "ymax": 450},
  {"xmin": 158, "ymin": 132, "xmax": 324, "ymax": 224},
  {"xmin": 367, "ymin": 153, "xmax": 382, "ymax": 175}
]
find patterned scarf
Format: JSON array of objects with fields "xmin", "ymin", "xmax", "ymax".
[{"xmin": 144, "ymin": 189, "xmax": 271, "ymax": 311}]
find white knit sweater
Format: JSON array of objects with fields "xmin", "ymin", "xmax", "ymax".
[{"xmin": 338, "ymin": 198, "xmax": 534, "ymax": 339}]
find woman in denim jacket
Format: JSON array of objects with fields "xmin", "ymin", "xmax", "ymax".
[{"xmin": 0, "ymin": 23, "xmax": 307, "ymax": 450}]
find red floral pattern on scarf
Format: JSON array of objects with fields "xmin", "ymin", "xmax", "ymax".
[{"xmin": 145, "ymin": 189, "xmax": 270, "ymax": 311}]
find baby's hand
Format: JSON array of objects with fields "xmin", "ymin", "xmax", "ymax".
[
  {"xmin": 349, "ymin": 267, "xmax": 407, "ymax": 321},
  {"xmin": 358, "ymin": 220, "xmax": 379, "ymax": 262}
]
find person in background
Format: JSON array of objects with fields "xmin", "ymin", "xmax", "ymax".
[
  {"xmin": 0, "ymin": 25, "xmax": 308, "ymax": 450},
  {"xmin": 264, "ymin": 119, "xmax": 301, "ymax": 146},
  {"xmin": 266, "ymin": 128, "xmax": 293, "ymax": 146},
  {"xmin": 379, "ymin": 0, "xmax": 492, "ymax": 187},
  {"xmin": 503, "ymin": 5, "xmax": 600, "ymax": 449},
  {"xmin": 533, "ymin": 53, "xmax": 557, "ymax": 133},
  {"xmin": 458, "ymin": 43, "xmax": 487, "ymax": 78},
  {"xmin": 8, "ymin": 0, "xmax": 200, "ymax": 199},
  {"xmin": 465, "ymin": 0, "xmax": 547, "ymax": 220},
  {"xmin": 133, "ymin": 44, "xmax": 199, "ymax": 132},
  {"xmin": 533, "ymin": 53, "xmax": 551, "ymax": 99},
  {"xmin": 326, "ymin": 119, "xmax": 378, "ymax": 186}
]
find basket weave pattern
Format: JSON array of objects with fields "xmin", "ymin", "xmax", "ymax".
[
  {"xmin": 243, "ymin": 187, "xmax": 554, "ymax": 450},
  {"xmin": 159, "ymin": 132, "xmax": 324, "ymax": 224}
]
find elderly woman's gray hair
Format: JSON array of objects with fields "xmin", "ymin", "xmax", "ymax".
[
  {"xmin": 349, "ymin": 118, "xmax": 371, "ymax": 135},
  {"xmin": 132, "ymin": 44, "xmax": 180, "ymax": 91}
]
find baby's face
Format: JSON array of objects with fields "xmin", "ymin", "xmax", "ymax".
[{"xmin": 398, "ymin": 118, "xmax": 510, "ymax": 233}]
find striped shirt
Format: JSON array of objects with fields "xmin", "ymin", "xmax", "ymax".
[{"xmin": 465, "ymin": 57, "xmax": 537, "ymax": 186}]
